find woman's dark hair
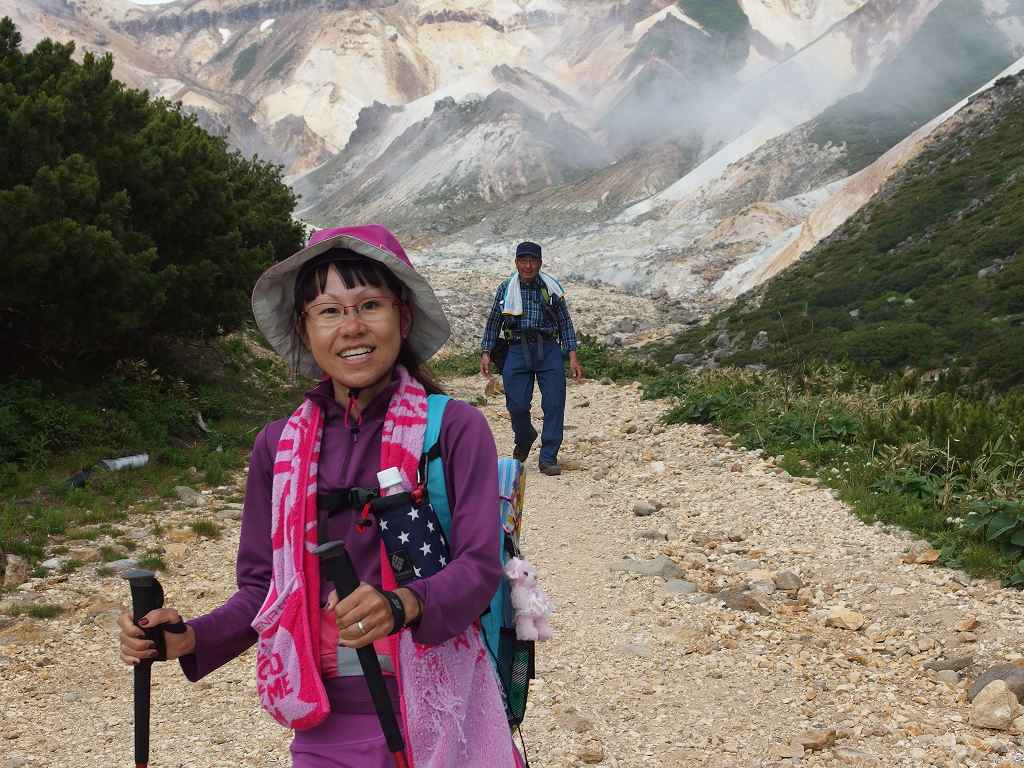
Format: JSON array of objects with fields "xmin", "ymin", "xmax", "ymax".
[{"xmin": 292, "ymin": 248, "xmax": 445, "ymax": 394}]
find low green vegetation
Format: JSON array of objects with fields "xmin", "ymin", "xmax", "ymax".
[
  {"xmin": 574, "ymin": 334, "xmax": 656, "ymax": 382},
  {"xmin": 64, "ymin": 527, "xmax": 101, "ymax": 541},
  {"xmin": 190, "ymin": 519, "xmax": 222, "ymax": 539},
  {"xmin": 136, "ymin": 553, "xmax": 167, "ymax": 572},
  {"xmin": 642, "ymin": 366, "xmax": 1023, "ymax": 582},
  {"xmin": 232, "ymin": 43, "xmax": 261, "ymax": 81},
  {"xmin": 0, "ymin": 330, "xmax": 306, "ymax": 563},
  {"xmin": 99, "ymin": 545, "xmax": 127, "ymax": 563},
  {"xmin": 429, "ymin": 350, "xmax": 481, "ymax": 379},
  {"xmin": 6, "ymin": 602, "xmax": 63, "ymax": 619},
  {"xmin": 676, "ymin": 0, "xmax": 750, "ymax": 41}
]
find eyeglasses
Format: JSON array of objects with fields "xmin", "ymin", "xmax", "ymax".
[{"xmin": 303, "ymin": 297, "xmax": 402, "ymax": 329}]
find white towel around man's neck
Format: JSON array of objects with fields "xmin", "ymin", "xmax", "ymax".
[{"xmin": 501, "ymin": 271, "xmax": 564, "ymax": 316}]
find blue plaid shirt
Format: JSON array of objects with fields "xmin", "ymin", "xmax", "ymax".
[{"xmin": 481, "ymin": 277, "xmax": 578, "ymax": 352}]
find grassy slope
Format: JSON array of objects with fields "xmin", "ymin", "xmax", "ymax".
[
  {"xmin": 0, "ymin": 331, "xmax": 306, "ymax": 567},
  {"xmin": 658, "ymin": 74, "xmax": 1024, "ymax": 391},
  {"xmin": 676, "ymin": 0, "xmax": 751, "ymax": 40}
]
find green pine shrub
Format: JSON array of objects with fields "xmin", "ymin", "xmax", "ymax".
[{"xmin": 0, "ymin": 19, "xmax": 304, "ymax": 375}]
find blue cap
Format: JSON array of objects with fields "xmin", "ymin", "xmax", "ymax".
[{"xmin": 515, "ymin": 241, "xmax": 542, "ymax": 260}]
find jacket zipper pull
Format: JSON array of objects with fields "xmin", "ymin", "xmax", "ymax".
[{"xmin": 343, "ymin": 387, "xmax": 363, "ymax": 443}]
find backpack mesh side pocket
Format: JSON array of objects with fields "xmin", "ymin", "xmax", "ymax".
[{"xmin": 498, "ymin": 627, "xmax": 535, "ymax": 727}]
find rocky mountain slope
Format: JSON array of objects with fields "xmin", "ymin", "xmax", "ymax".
[
  {"xmin": 377, "ymin": 0, "xmax": 1022, "ymax": 312},
  {"xmin": 5, "ymin": 0, "xmax": 1023, "ymax": 309}
]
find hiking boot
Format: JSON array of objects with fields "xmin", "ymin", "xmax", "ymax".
[
  {"xmin": 512, "ymin": 427, "xmax": 538, "ymax": 463},
  {"xmin": 538, "ymin": 462, "xmax": 561, "ymax": 476}
]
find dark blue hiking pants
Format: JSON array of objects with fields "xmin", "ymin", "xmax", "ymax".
[{"xmin": 501, "ymin": 337, "xmax": 565, "ymax": 466}]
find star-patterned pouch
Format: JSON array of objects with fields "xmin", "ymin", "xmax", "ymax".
[{"xmin": 370, "ymin": 492, "xmax": 451, "ymax": 584}]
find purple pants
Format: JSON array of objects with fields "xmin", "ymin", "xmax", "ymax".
[{"xmin": 290, "ymin": 712, "xmax": 393, "ymax": 768}]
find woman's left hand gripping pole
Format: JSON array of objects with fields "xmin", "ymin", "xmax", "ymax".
[{"xmin": 123, "ymin": 569, "xmax": 187, "ymax": 768}]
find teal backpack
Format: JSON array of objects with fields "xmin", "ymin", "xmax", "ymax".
[{"xmin": 421, "ymin": 394, "xmax": 534, "ymax": 728}]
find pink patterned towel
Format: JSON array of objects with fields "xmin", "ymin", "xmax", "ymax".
[
  {"xmin": 252, "ymin": 365, "xmax": 515, "ymax": 767},
  {"xmin": 251, "ymin": 399, "xmax": 329, "ymax": 730}
]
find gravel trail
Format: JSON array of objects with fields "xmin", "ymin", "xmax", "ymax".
[{"xmin": 3, "ymin": 377, "xmax": 1023, "ymax": 768}]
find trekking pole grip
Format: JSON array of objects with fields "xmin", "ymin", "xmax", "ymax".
[{"xmin": 125, "ymin": 569, "xmax": 166, "ymax": 650}]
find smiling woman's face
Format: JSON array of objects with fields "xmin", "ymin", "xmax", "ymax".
[{"xmin": 299, "ymin": 260, "xmax": 407, "ymax": 399}]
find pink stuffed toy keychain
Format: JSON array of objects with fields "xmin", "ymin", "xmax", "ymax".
[{"xmin": 504, "ymin": 557, "xmax": 554, "ymax": 641}]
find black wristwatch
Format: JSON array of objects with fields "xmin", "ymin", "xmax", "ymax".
[{"xmin": 377, "ymin": 588, "xmax": 407, "ymax": 635}]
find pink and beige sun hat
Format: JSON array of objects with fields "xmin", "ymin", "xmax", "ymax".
[{"xmin": 252, "ymin": 225, "xmax": 451, "ymax": 378}]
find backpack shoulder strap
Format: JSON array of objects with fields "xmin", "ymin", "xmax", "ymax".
[{"xmin": 423, "ymin": 394, "xmax": 452, "ymax": 536}]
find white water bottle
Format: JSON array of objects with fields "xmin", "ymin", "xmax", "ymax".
[{"xmin": 376, "ymin": 467, "xmax": 404, "ymax": 496}]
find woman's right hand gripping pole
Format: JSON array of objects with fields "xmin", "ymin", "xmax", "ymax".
[{"xmin": 118, "ymin": 608, "xmax": 197, "ymax": 665}]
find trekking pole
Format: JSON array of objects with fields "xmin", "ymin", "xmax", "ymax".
[
  {"xmin": 123, "ymin": 569, "xmax": 164, "ymax": 768},
  {"xmin": 314, "ymin": 541, "xmax": 409, "ymax": 768},
  {"xmin": 123, "ymin": 569, "xmax": 187, "ymax": 768}
]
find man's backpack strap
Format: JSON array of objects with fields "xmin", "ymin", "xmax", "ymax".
[{"xmin": 422, "ymin": 394, "xmax": 452, "ymax": 536}]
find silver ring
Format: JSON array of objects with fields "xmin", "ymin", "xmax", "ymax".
[{"xmin": 356, "ymin": 620, "xmax": 366, "ymax": 634}]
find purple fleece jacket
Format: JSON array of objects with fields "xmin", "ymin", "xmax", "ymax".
[{"xmin": 179, "ymin": 377, "xmax": 502, "ymax": 713}]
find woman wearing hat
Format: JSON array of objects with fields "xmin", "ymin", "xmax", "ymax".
[{"xmin": 117, "ymin": 226, "xmax": 521, "ymax": 767}]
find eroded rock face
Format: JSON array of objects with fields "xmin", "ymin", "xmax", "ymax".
[{"xmin": 13, "ymin": 0, "xmax": 986, "ymax": 306}]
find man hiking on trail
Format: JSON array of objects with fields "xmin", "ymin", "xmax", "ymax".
[{"xmin": 480, "ymin": 241, "xmax": 583, "ymax": 476}]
